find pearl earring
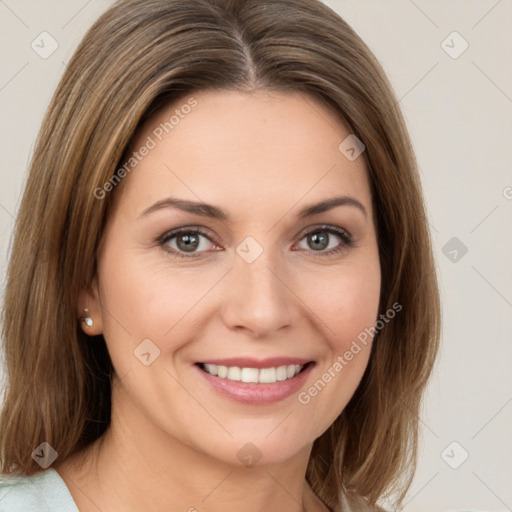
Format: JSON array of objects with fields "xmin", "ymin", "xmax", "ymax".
[{"xmin": 82, "ymin": 308, "xmax": 94, "ymax": 328}]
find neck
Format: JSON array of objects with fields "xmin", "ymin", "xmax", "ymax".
[{"xmin": 56, "ymin": 385, "xmax": 328, "ymax": 512}]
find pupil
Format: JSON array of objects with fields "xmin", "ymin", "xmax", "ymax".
[
  {"xmin": 309, "ymin": 232, "xmax": 328, "ymax": 250},
  {"xmin": 178, "ymin": 234, "xmax": 199, "ymax": 252}
]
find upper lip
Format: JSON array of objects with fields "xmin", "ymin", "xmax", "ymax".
[{"xmin": 197, "ymin": 357, "xmax": 314, "ymax": 369}]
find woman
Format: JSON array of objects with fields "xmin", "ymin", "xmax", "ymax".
[{"xmin": 0, "ymin": 0, "xmax": 440, "ymax": 510}]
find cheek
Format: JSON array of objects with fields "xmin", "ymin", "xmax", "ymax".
[
  {"xmin": 296, "ymin": 258, "xmax": 380, "ymax": 425},
  {"xmin": 99, "ymin": 238, "xmax": 191, "ymax": 322},
  {"xmin": 306, "ymin": 259, "xmax": 381, "ymax": 348},
  {"xmin": 97, "ymin": 245, "xmax": 223, "ymax": 363}
]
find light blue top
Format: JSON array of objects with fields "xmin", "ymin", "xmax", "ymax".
[{"xmin": 0, "ymin": 468, "xmax": 78, "ymax": 512}]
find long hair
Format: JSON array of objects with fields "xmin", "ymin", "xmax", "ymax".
[{"xmin": 0, "ymin": 1, "xmax": 440, "ymax": 510}]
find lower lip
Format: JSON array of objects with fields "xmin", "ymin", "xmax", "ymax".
[{"xmin": 195, "ymin": 363, "xmax": 315, "ymax": 405}]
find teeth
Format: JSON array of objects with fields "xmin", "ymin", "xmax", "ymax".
[
  {"xmin": 259, "ymin": 367, "xmax": 276, "ymax": 384},
  {"xmin": 241, "ymin": 367, "xmax": 259, "ymax": 383},
  {"xmin": 276, "ymin": 366, "xmax": 287, "ymax": 381},
  {"xmin": 204, "ymin": 363, "xmax": 218, "ymax": 376},
  {"xmin": 227, "ymin": 366, "xmax": 241, "ymax": 380},
  {"xmin": 201, "ymin": 363, "xmax": 304, "ymax": 383}
]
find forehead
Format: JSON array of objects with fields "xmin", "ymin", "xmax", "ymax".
[{"xmin": 114, "ymin": 89, "xmax": 372, "ymax": 220}]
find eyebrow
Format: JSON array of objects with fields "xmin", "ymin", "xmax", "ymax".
[{"xmin": 139, "ymin": 195, "xmax": 367, "ymax": 221}]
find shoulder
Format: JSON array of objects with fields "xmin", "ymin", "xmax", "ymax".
[
  {"xmin": 0, "ymin": 468, "xmax": 78, "ymax": 512},
  {"xmin": 0, "ymin": 471, "xmax": 42, "ymax": 512}
]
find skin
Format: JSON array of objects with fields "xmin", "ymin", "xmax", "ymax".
[{"xmin": 55, "ymin": 89, "xmax": 381, "ymax": 512}]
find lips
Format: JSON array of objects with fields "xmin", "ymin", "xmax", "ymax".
[{"xmin": 194, "ymin": 357, "xmax": 315, "ymax": 405}]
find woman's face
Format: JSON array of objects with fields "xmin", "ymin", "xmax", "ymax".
[{"xmin": 86, "ymin": 89, "xmax": 381, "ymax": 466}]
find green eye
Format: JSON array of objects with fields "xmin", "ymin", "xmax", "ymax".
[{"xmin": 159, "ymin": 224, "xmax": 354, "ymax": 259}]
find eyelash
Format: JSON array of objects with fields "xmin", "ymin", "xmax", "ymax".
[{"xmin": 158, "ymin": 224, "xmax": 355, "ymax": 259}]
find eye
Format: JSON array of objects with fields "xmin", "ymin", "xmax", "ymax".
[
  {"xmin": 158, "ymin": 224, "xmax": 355, "ymax": 259},
  {"xmin": 294, "ymin": 225, "xmax": 354, "ymax": 256},
  {"xmin": 159, "ymin": 227, "xmax": 219, "ymax": 258}
]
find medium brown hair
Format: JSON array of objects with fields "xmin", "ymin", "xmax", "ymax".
[{"xmin": 0, "ymin": 1, "xmax": 440, "ymax": 510}]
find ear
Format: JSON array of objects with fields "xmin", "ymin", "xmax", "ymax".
[{"xmin": 77, "ymin": 276, "xmax": 104, "ymax": 336}]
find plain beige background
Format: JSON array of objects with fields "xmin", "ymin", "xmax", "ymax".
[{"xmin": 1, "ymin": 1, "xmax": 511, "ymax": 511}]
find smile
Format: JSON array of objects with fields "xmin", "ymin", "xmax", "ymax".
[
  {"xmin": 199, "ymin": 363, "xmax": 305, "ymax": 383},
  {"xmin": 194, "ymin": 357, "xmax": 315, "ymax": 404}
]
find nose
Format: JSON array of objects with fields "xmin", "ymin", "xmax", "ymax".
[{"xmin": 219, "ymin": 247, "xmax": 299, "ymax": 339}]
